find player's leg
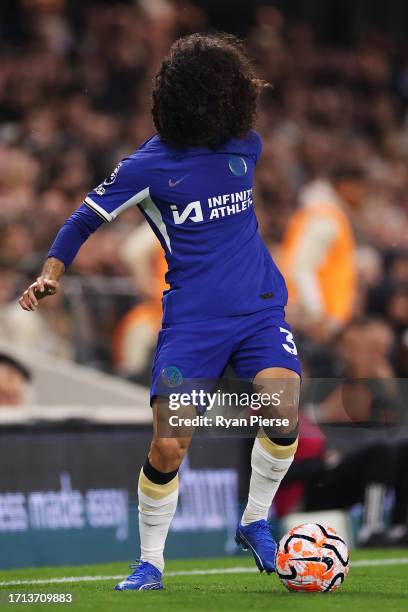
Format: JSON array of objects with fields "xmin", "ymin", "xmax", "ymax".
[
  {"xmin": 115, "ymin": 398, "xmax": 194, "ymax": 590},
  {"xmin": 236, "ymin": 367, "xmax": 300, "ymax": 573},
  {"xmin": 231, "ymin": 311, "xmax": 301, "ymax": 573},
  {"xmin": 116, "ymin": 319, "xmax": 232, "ymax": 591},
  {"xmin": 139, "ymin": 398, "xmax": 194, "ymax": 572},
  {"xmin": 242, "ymin": 367, "xmax": 300, "ymax": 526}
]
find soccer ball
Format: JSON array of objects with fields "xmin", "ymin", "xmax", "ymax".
[{"xmin": 275, "ymin": 523, "xmax": 349, "ymax": 592}]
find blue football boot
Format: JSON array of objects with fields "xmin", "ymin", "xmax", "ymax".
[
  {"xmin": 235, "ymin": 519, "xmax": 277, "ymax": 574},
  {"xmin": 114, "ymin": 560, "xmax": 164, "ymax": 591}
]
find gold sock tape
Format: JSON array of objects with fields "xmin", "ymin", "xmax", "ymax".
[
  {"xmin": 258, "ymin": 430, "xmax": 298, "ymax": 459},
  {"xmin": 138, "ymin": 469, "xmax": 179, "ymax": 500}
]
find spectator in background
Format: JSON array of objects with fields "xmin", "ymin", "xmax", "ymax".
[
  {"xmin": 307, "ymin": 317, "xmax": 400, "ymax": 426},
  {"xmin": 0, "ymin": 353, "xmax": 31, "ymax": 407},
  {"xmin": 367, "ymin": 251, "xmax": 408, "ymax": 377},
  {"xmin": 387, "ymin": 285, "xmax": 408, "ymax": 377},
  {"xmin": 279, "ymin": 166, "xmax": 366, "ymax": 343}
]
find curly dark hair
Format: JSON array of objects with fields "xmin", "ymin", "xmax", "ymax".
[{"xmin": 152, "ymin": 33, "xmax": 266, "ymax": 148}]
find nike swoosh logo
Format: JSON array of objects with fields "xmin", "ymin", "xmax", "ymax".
[{"xmin": 169, "ymin": 175, "xmax": 188, "ymax": 188}]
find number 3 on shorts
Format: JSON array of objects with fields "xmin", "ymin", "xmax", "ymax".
[{"xmin": 279, "ymin": 327, "xmax": 298, "ymax": 356}]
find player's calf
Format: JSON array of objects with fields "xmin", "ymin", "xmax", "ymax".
[{"xmin": 149, "ymin": 436, "xmax": 189, "ymax": 472}]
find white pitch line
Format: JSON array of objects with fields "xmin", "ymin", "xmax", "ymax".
[
  {"xmin": 352, "ymin": 557, "xmax": 408, "ymax": 567},
  {"xmin": 0, "ymin": 558, "xmax": 407, "ymax": 587},
  {"xmin": 0, "ymin": 568, "xmax": 255, "ymax": 587}
]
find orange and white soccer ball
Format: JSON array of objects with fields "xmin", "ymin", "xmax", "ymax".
[{"xmin": 275, "ymin": 523, "xmax": 349, "ymax": 592}]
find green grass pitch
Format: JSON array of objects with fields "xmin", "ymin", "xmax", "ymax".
[{"xmin": 0, "ymin": 549, "xmax": 407, "ymax": 611}]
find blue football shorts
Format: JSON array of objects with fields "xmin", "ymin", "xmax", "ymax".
[{"xmin": 150, "ymin": 307, "xmax": 301, "ymax": 405}]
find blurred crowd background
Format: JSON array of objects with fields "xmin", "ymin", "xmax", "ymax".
[
  {"xmin": 0, "ymin": 0, "xmax": 407, "ymax": 390},
  {"xmin": 0, "ymin": 0, "xmax": 408, "ymax": 549}
]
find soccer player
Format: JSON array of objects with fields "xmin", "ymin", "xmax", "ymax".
[{"xmin": 19, "ymin": 33, "xmax": 301, "ymax": 591}]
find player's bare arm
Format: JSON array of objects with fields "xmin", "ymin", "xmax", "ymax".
[{"xmin": 19, "ymin": 257, "xmax": 64, "ymax": 311}]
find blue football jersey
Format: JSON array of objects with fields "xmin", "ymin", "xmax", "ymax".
[{"xmin": 84, "ymin": 130, "xmax": 288, "ymax": 324}]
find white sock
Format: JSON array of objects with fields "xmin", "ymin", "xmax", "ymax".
[
  {"xmin": 359, "ymin": 483, "xmax": 386, "ymax": 541},
  {"xmin": 138, "ymin": 469, "xmax": 179, "ymax": 573},
  {"xmin": 241, "ymin": 434, "xmax": 297, "ymax": 526}
]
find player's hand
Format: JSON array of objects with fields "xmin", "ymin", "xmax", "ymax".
[{"xmin": 19, "ymin": 277, "xmax": 59, "ymax": 311}]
